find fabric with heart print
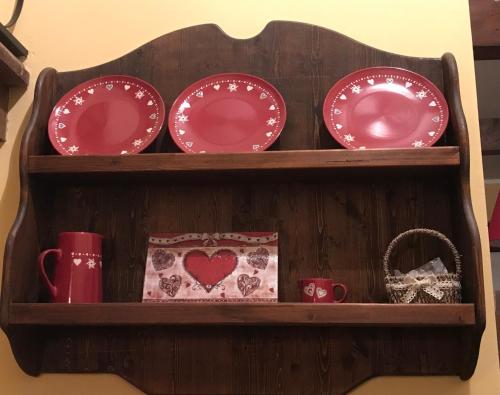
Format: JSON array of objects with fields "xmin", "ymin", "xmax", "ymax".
[
  {"xmin": 237, "ymin": 274, "xmax": 261, "ymax": 297},
  {"xmin": 168, "ymin": 73, "xmax": 286, "ymax": 153},
  {"xmin": 246, "ymin": 247, "xmax": 269, "ymax": 270},
  {"xmin": 323, "ymin": 66, "xmax": 448, "ymax": 149},
  {"xmin": 159, "ymin": 275, "xmax": 182, "ymax": 297},
  {"xmin": 48, "ymin": 75, "xmax": 165, "ymax": 155},
  {"xmin": 151, "ymin": 249, "xmax": 175, "ymax": 271}
]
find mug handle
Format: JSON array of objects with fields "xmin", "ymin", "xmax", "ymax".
[
  {"xmin": 38, "ymin": 249, "xmax": 62, "ymax": 299},
  {"xmin": 332, "ymin": 283, "xmax": 348, "ymax": 303}
]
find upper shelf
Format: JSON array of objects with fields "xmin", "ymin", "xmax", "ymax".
[
  {"xmin": 9, "ymin": 302, "xmax": 475, "ymax": 327},
  {"xmin": 28, "ymin": 147, "xmax": 460, "ymax": 175}
]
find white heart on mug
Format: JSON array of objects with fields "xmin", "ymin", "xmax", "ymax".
[
  {"xmin": 186, "ymin": 141, "xmax": 193, "ymax": 148},
  {"xmin": 316, "ymin": 287, "xmax": 328, "ymax": 298},
  {"xmin": 432, "ymin": 116, "xmax": 440, "ymax": 122},
  {"xmin": 73, "ymin": 258, "xmax": 82, "ymax": 266},
  {"xmin": 304, "ymin": 283, "xmax": 315, "ymax": 296}
]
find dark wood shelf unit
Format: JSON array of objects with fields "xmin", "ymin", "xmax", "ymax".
[
  {"xmin": 490, "ymin": 240, "xmax": 500, "ymax": 252},
  {"xmin": 9, "ymin": 303, "xmax": 475, "ymax": 326},
  {"xmin": 28, "ymin": 147, "xmax": 460, "ymax": 175},
  {"xmin": 0, "ymin": 22, "xmax": 485, "ymax": 395}
]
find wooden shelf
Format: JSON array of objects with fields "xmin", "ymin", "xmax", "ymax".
[
  {"xmin": 8, "ymin": 303, "xmax": 475, "ymax": 326},
  {"xmin": 28, "ymin": 147, "xmax": 460, "ymax": 175},
  {"xmin": 491, "ymin": 240, "xmax": 500, "ymax": 252}
]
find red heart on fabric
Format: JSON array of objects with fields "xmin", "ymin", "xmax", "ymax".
[
  {"xmin": 237, "ymin": 274, "xmax": 261, "ymax": 297},
  {"xmin": 184, "ymin": 249, "xmax": 237, "ymax": 293}
]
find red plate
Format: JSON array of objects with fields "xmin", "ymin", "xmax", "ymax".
[
  {"xmin": 168, "ymin": 73, "xmax": 286, "ymax": 153},
  {"xmin": 323, "ymin": 67, "xmax": 449, "ymax": 149},
  {"xmin": 48, "ymin": 75, "xmax": 165, "ymax": 155}
]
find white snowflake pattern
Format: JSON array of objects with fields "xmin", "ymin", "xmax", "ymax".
[
  {"xmin": 178, "ymin": 114, "xmax": 189, "ymax": 123},
  {"xmin": 415, "ymin": 90, "xmax": 427, "ymax": 100},
  {"xmin": 73, "ymin": 96, "xmax": 84, "ymax": 106},
  {"xmin": 133, "ymin": 139, "xmax": 143, "ymax": 147},
  {"xmin": 412, "ymin": 140, "xmax": 424, "ymax": 148},
  {"xmin": 343, "ymin": 134, "xmax": 355, "ymax": 142},
  {"xmin": 135, "ymin": 90, "xmax": 145, "ymax": 99},
  {"xmin": 266, "ymin": 117, "xmax": 277, "ymax": 126},
  {"xmin": 68, "ymin": 145, "xmax": 79, "ymax": 153},
  {"xmin": 228, "ymin": 83, "xmax": 238, "ymax": 92},
  {"xmin": 87, "ymin": 258, "xmax": 96, "ymax": 269},
  {"xmin": 351, "ymin": 85, "xmax": 361, "ymax": 94}
]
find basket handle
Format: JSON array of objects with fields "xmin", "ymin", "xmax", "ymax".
[{"xmin": 383, "ymin": 228, "xmax": 461, "ymax": 278}]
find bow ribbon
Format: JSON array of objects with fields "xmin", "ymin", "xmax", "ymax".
[
  {"xmin": 401, "ymin": 274, "xmax": 444, "ymax": 303},
  {"xmin": 201, "ymin": 233, "xmax": 220, "ymax": 246}
]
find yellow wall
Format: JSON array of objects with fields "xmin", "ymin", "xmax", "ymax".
[{"xmin": 0, "ymin": 0, "xmax": 498, "ymax": 393}]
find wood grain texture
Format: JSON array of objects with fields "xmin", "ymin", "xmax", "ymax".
[
  {"xmin": 0, "ymin": 40, "xmax": 28, "ymax": 87},
  {"xmin": 28, "ymin": 148, "xmax": 460, "ymax": 175},
  {"xmin": 8, "ymin": 303, "xmax": 475, "ymax": 326},
  {"xmin": 469, "ymin": 0, "xmax": 500, "ymax": 46},
  {"xmin": 0, "ymin": 22, "xmax": 485, "ymax": 394}
]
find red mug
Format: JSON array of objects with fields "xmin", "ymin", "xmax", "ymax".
[
  {"xmin": 299, "ymin": 278, "xmax": 348, "ymax": 303},
  {"xmin": 38, "ymin": 232, "xmax": 103, "ymax": 303}
]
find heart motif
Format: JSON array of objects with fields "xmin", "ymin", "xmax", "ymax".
[
  {"xmin": 269, "ymin": 105, "xmax": 276, "ymax": 110},
  {"xmin": 147, "ymin": 100, "xmax": 153, "ymax": 106},
  {"xmin": 63, "ymin": 108, "xmax": 71, "ymax": 114},
  {"xmin": 429, "ymin": 101, "xmax": 436, "ymax": 107},
  {"xmin": 58, "ymin": 123, "xmax": 66, "ymax": 129},
  {"xmin": 73, "ymin": 258, "xmax": 82, "ymax": 266},
  {"xmin": 367, "ymin": 79, "xmax": 375, "ymax": 85},
  {"xmin": 259, "ymin": 93, "xmax": 267, "ymax": 100},
  {"xmin": 432, "ymin": 116, "xmax": 440, "ymax": 123},
  {"xmin": 105, "ymin": 84, "xmax": 113, "ymax": 91},
  {"xmin": 428, "ymin": 131, "xmax": 436, "ymax": 137},
  {"xmin": 186, "ymin": 141, "xmax": 193, "ymax": 148},
  {"xmin": 246, "ymin": 247, "xmax": 269, "ymax": 269},
  {"xmin": 184, "ymin": 249, "xmax": 237, "ymax": 293},
  {"xmin": 405, "ymin": 82, "xmax": 413, "ymax": 88},
  {"xmin": 60, "ymin": 137, "xmax": 67, "ymax": 142},
  {"xmin": 265, "ymin": 132, "xmax": 272, "ymax": 137},
  {"xmin": 152, "ymin": 249, "xmax": 175, "ymax": 271},
  {"xmin": 87, "ymin": 88, "xmax": 94, "ymax": 94},
  {"xmin": 124, "ymin": 85, "xmax": 130, "ymax": 91},
  {"xmin": 316, "ymin": 287, "xmax": 328, "ymax": 298},
  {"xmin": 252, "ymin": 144, "xmax": 260, "ymax": 150},
  {"xmin": 359, "ymin": 146, "xmax": 366, "ymax": 149},
  {"xmin": 159, "ymin": 275, "xmax": 182, "ymax": 297},
  {"xmin": 213, "ymin": 84, "xmax": 220, "ymax": 90},
  {"xmin": 247, "ymin": 85, "xmax": 254, "ymax": 91},
  {"xmin": 334, "ymin": 108, "xmax": 342, "ymax": 115},
  {"xmin": 304, "ymin": 283, "xmax": 315, "ymax": 296},
  {"xmin": 146, "ymin": 127, "xmax": 153, "ymax": 133},
  {"xmin": 386, "ymin": 78, "xmax": 394, "ymax": 84},
  {"xmin": 120, "ymin": 150, "xmax": 128, "ymax": 154},
  {"xmin": 179, "ymin": 129, "xmax": 185, "ymax": 135},
  {"xmin": 340, "ymin": 94, "xmax": 347, "ymax": 100},
  {"xmin": 196, "ymin": 91, "xmax": 204, "ymax": 98},
  {"xmin": 237, "ymin": 274, "xmax": 261, "ymax": 297},
  {"xmin": 149, "ymin": 113, "xmax": 157, "ymax": 119},
  {"xmin": 335, "ymin": 124, "xmax": 342, "ymax": 129}
]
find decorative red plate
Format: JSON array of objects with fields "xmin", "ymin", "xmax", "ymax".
[
  {"xmin": 48, "ymin": 75, "xmax": 165, "ymax": 155},
  {"xmin": 323, "ymin": 67, "xmax": 449, "ymax": 149},
  {"xmin": 168, "ymin": 73, "xmax": 286, "ymax": 153}
]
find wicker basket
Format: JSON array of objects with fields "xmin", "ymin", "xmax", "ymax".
[{"xmin": 383, "ymin": 228, "xmax": 462, "ymax": 304}]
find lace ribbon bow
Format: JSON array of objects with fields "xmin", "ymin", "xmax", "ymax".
[
  {"xmin": 201, "ymin": 232, "xmax": 221, "ymax": 246},
  {"xmin": 401, "ymin": 274, "xmax": 444, "ymax": 303}
]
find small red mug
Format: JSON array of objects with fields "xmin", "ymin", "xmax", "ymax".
[
  {"xmin": 38, "ymin": 232, "xmax": 103, "ymax": 303},
  {"xmin": 299, "ymin": 278, "xmax": 348, "ymax": 303}
]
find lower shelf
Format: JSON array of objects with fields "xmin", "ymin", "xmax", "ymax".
[{"xmin": 8, "ymin": 302, "xmax": 475, "ymax": 326}]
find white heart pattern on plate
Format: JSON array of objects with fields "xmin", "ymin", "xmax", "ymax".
[
  {"xmin": 405, "ymin": 82, "xmax": 413, "ymax": 88},
  {"xmin": 147, "ymin": 100, "xmax": 153, "ymax": 106},
  {"xmin": 58, "ymin": 123, "xmax": 66, "ymax": 129},
  {"xmin": 60, "ymin": 137, "xmax": 67, "ymax": 142},
  {"xmin": 213, "ymin": 84, "xmax": 220, "ymax": 91},
  {"xmin": 304, "ymin": 283, "xmax": 315, "ymax": 296},
  {"xmin": 429, "ymin": 101, "xmax": 436, "ymax": 107},
  {"xmin": 334, "ymin": 108, "xmax": 342, "ymax": 115},
  {"xmin": 179, "ymin": 129, "xmax": 185, "ymax": 135},
  {"xmin": 87, "ymin": 88, "xmax": 94, "ymax": 94},
  {"xmin": 146, "ymin": 127, "xmax": 153, "ymax": 133},
  {"xmin": 124, "ymin": 84, "xmax": 130, "ymax": 91},
  {"xmin": 106, "ymin": 84, "xmax": 113, "ymax": 91},
  {"xmin": 73, "ymin": 258, "xmax": 82, "ymax": 266},
  {"xmin": 432, "ymin": 116, "xmax": 440, "ymax": 123},
  {"xmin": 316, "ymin": 287, "xmax": 328, "ymax": 298},
  {"xmin": 196, "ymin": 91, "xmax": 203, "ymax": 98},
  {"xmin": 367, "ymin": 79, "xmax": 374, "ymax": 85},
  {"xmin": 269, "ymin": 105, "xmax": 276, "ymax": 110},
  {"xmin": 247, "ymin": 85, "xmax": 254, "ymax": 91},
  {"xmin": 260, "ymin": 93, "xmax": 267, "ymax": 100},
  {"xmin": 340, "ymin": 94, "xmax": 347, "ymax": 100},
  {"xmin": 386, "ymin": 78, "xmax": 394, "ymax": 84},
  {"xmin": 428, "ymin": 131, "xmax": 436, "ymax": 137},
  {"xmin": 265, "ymin": 132, "xmax": 272, "ymax": 137},
  {"xmin": 63, "ymin": 108, "xmax": 71, "ymax": 114},
  {"xmin": 252, "ymin": 144, "xmax": 260, "ymax": 150},
  {"xmin": 335, "ymin": 124, "xmax": 342, "ymax": 129},
  {"xmin": 186, "ymin": 141, "xmax": 193, "ymax": 148}
]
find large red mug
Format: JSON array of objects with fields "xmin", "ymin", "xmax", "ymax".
[
  {"xmin": 38, "ymin": 232, "xmax": 103, "ymax": 303},
  {"xmin": 299, "ymin": 278, "xmax": 348, "ymax": 303}
]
